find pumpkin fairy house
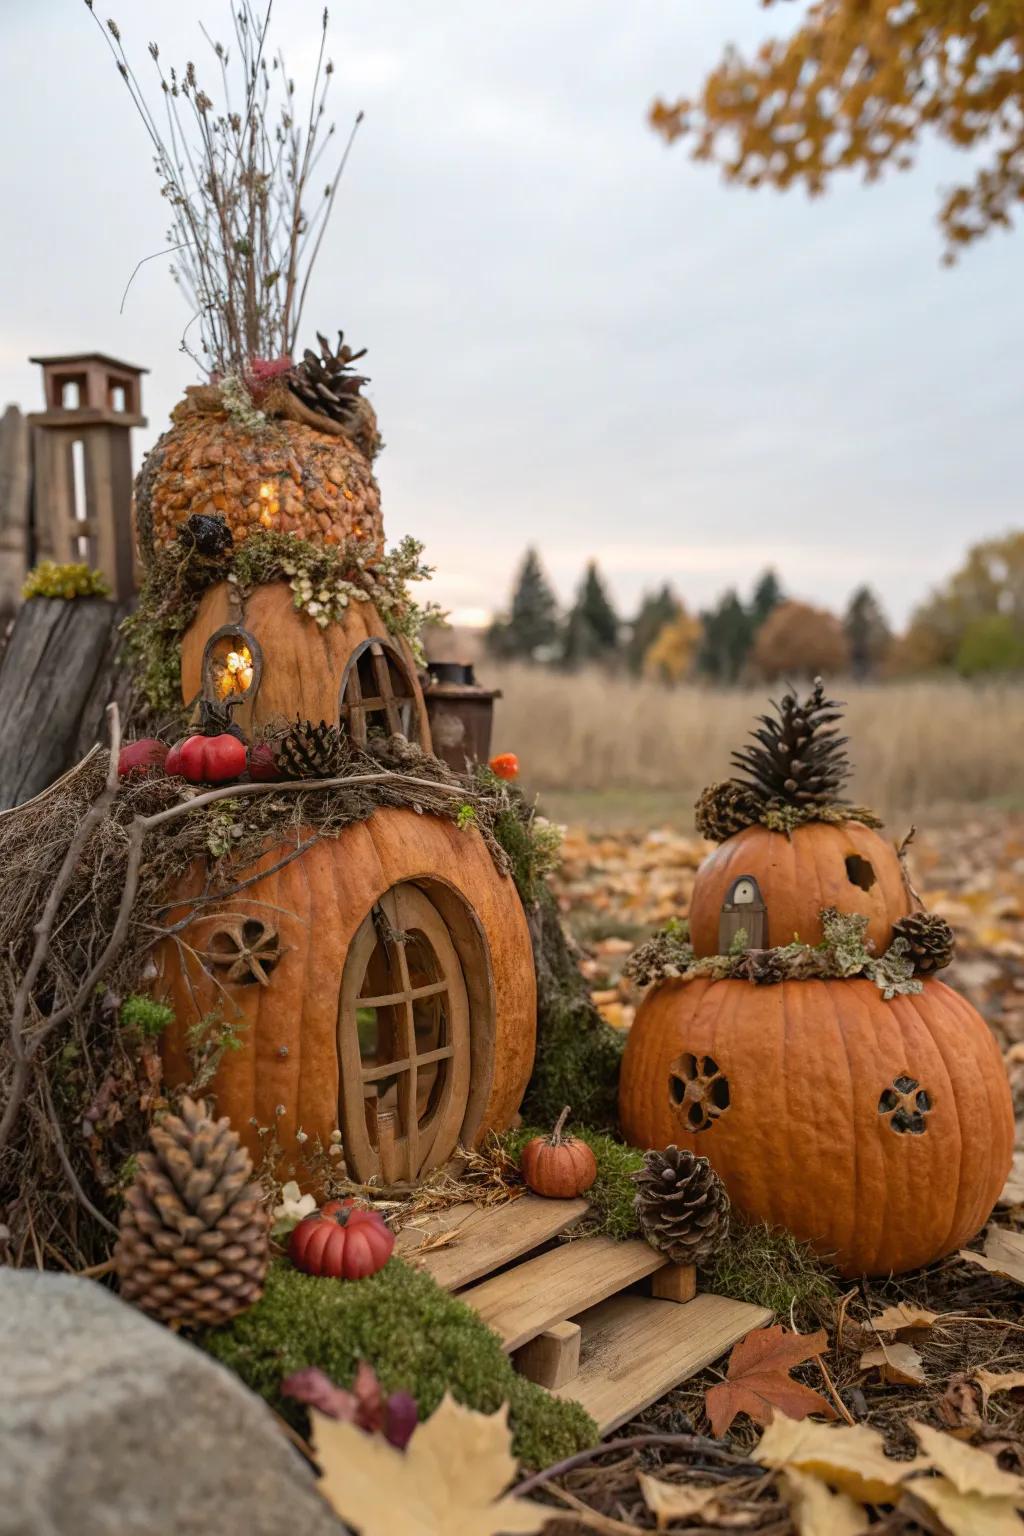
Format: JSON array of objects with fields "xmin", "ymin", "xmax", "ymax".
[{"xmin": 620, "ymin": 680, "xmax": 1015, "ymax": 1278}]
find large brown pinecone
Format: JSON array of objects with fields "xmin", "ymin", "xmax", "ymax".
[
  {"xmin": 115, "ymin": 1096, "xmax": 269, "ymax": 1328},
  {"xmin": 273, "ymin": 716, "xmax": 352, "ymax": 779},
  {"xmin": 633, "ymin": 1145, "xmax": 730, "ymax": 1266},
  {"xmin": 891, "ymin": 911, "xmax": 955, "ymax": 974},
  {"xmin": 694, "ymin": 781, "xmax": 764, "ymax": 842},
  {"xmin": 288, "ymin": 329, "xmax": 369, "ymax": 426},
  {"xmin": 731, "ymin": 677, "xmax": 851, "ymax": 809}
]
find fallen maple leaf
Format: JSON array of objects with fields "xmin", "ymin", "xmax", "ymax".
[
  {"xmin": 638, "ymin": 1472, "xmax": 759, "ymax": 1529},
  {"xmin": 902, "ymin": 1477, "xmax": 1023, "ymax": 1536},
  {"xmin": 780, "ymin": 1467, "xmax": 867, "ymax": 1536},
  {"xmin": 859, "ymin": 1341, "xmax": 926, "ymax": 1386},
  {"xmin": 868, "ymin": 1302, "xmax": 940, "ymax": 1334},
  {"xmin": 311, "ymin": 1393, "xmax": 548, "ymax": 1536},
  {"xmin": 911, "ymin": 1420, "xmax": 1024, "ymax": 1501},
  {"xmin": 705, "ymin": 1325, "xmax": 834, "ymax": 1437},
  {"xmin": 960, "ymin": 1227, "xmax": 1024, "ymax": 1286},
  {"xmin": 752, "ymin": 1415, "xmax": 904, "ymax": 1504},
  {"xmin": 974, "ymin": 1368, "xmax": 1024, "ymax": 1410}
]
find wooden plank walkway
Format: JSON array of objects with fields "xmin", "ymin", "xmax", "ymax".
[{"xmin": 393, "ymin": 1195, "xmax": 588, "ymax": 1291}]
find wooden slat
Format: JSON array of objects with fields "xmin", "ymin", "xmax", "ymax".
[
  {"xmin": 460, "ymin": 1236, "xmax": 666, "ymax": 1352},
  {"xmin": 556, "ymin": 1293, "xmax": 772, "ymax": 1436},
  {"xmin": 394, "ymin": 1196, "xmax": 589, "ymax": 1291},
  {"xmin": 515, "ymin": 1322, "xmax": 582, "ymax": 1390}
]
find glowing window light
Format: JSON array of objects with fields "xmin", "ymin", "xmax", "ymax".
[{"xmin": 217, "ymin": 645, "xmax": 255, "ymax": 698}]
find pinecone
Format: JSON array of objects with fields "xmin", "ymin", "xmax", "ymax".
[
  {"xmin": 891, "ymin": 911, "xmax": 955, "ymax": 974},
  {"xmin": 273, "ymin": 717, "xmax": 352, "ymax": 779},
  {"xmin": 695, "ymin": 781, "xmax": 764, "ymax": 842},
  {"xmin": 115, "ymin": 1096, "xmax": 269, "ymax": 1328},
  {"xmin": 288, "ymin": 330, "xmax": 369, "ymax": 425},
  {"xmin": 633, "ymin": 1145, "xmax": 730, "ymax": 1266},
  {"xmin": 731, "ymin": 677, "xmax": 851, "ymax": 809},
  {"xmin": 178, "ymin": 512, "xmax": 234, "ymax": 558}
]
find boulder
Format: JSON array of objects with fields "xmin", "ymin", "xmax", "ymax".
[{"xmin": 0, "ymin": 1269, "xmax": 343, "ymax": 1535}]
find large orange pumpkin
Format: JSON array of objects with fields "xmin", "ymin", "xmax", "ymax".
[
  {"xmin": 155, "ymin": 807, "xmax": 535, "ymax": 1182},
  {"xmin": 179, "ymin": 580, "xmax": 431, "ymax": 747},
  {"xmin": 619, "ymin": 975, "xmax": 1013, "ymax": 1277},
  {"xmin": 688, "ymin": 820, "xmax": 912, "ymax": 957}
]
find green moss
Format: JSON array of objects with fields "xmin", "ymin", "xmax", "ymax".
[
  {"xmin": 499, "ymin": 1124, "xmax": 645, "ymax": 1241},
  {"xmin": 23, "ymin": 560, "xmax": 111, "ymax": 600},
  {"xmin": 119, "ymin": 995, "xmax": 174, "ymax": 1039},
  {"xmin": 701, "ymin": 1218, "xmax": 839, "ymax": 1326},
  {"xmin": 199, "ymin": 1258, "xmax": 597, "ymax": 1468}
]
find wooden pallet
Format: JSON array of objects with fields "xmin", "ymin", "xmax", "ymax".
[{"xmin": 395, "ymin": 1195, "xmax": 770, "ymax": 1433}]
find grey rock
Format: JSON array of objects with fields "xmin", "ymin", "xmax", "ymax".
[{"xmin": 0, "ymin": 1269, "xmax": 343, "ymax": 1536}]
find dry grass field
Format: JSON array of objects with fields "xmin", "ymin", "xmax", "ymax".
[{"xmin": 484, "ymin": 665, "xmax": 1024, "ymax": 826}]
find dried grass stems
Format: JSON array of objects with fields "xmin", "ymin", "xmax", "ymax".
[
  {"xmin": 0, "ymin": 713, "xmax": 513, "ymax": 1269},
  {"xmin": 83, "ymin": 0, "xmax": 361, "ymax": 375}
]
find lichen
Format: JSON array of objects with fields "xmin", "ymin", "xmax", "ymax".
[
  {"xmin": 199, "ymin": 1258, "xmax": 597, "ymax": 1468},
  {"xmin": 22, "ymin": 561, "xmax": 111, "ymax": 600}
]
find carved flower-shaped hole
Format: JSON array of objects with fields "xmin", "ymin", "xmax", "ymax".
[
  {"xmin": 668, "ymin": 1051, "xmax": 731, "ymax": 1133},
  {"xmin": 201, "ymin": 917, "xmax": 282, "ymax": 986},
  {"xmin": 878, "ymin": 1073, "xmax": 932, "ymax": 1135}
]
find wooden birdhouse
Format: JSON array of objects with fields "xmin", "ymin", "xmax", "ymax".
[
  {"xmin": 27, "ymin": 352, "xmax": 147, "ymax": 601},
  {"xmin": 717, "ymin": 874, "xmax": 766, "ymax": 953}
]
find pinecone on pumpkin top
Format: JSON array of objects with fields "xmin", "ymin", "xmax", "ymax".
[
  {"xmin": 288, "ymin": 330, "xmax": 369, "ymax": 427},
  {"xmin": 115, "ymin": 1096, "xmax": 269, "ymax": 1329},
  {"xmin": 695, "ymin": 781, "xmax": 764, "ymax": 842},
  {"xmin": 633, "ymin": 1145, "xmax": 730, "ymax": 1266},
  {"xmin": 730, "ymin": 676, "xmax": 850, "ymax": 810},
  {"xmin": 891, "ymin": 911, "xmax": 955, "ymax": 974}
]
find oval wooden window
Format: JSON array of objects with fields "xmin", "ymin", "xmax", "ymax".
[
  {"xmin": 338, "ymin": 638, "xmax": 422, "ymax": 746},
  {"xmin": 338, "ymin": 884, "xmax": 471, "ymax": 1182},
  {"xmin": 201, "ymin": 625, "xmax": 263, "ymax": 705}
]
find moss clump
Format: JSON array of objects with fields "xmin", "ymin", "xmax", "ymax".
[
  {"xmin": 119, "ymin": 995, "xmax": 175, "ymax": 1039},
  {"xmin": 702, "ymin": 1217, "xmax": 839, "ymax": 1326},
  {"xmin": 22, "ymin": 560, "xmax": 111, "ymax": 600},
  {"xmin": 199, "ymin": 1258, "xmax": 597, "ymax": 1468},
  {"xmin": 499, "ymin": 1124, "xmax": 644, "ymax": 1241}
]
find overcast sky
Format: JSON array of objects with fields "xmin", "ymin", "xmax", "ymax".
[{"xmin": 1, "ymin": 0, "xmax": 1021, "ymax": 627}]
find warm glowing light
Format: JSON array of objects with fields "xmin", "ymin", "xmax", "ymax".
[
  {"xmin": 217, "ymin": 645, "xmax": 255, "ymax": 698},
  {"xmin": 258, "ymin": 481, "xmax": 279, "ymax": 528}
]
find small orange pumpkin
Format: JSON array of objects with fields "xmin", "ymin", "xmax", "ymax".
[
  {"xmin": 288, "ymin": 1199, "xmax": 395, "ymax": 1280},
  {"xmin": 521, "ymin": 1107, "xmax": 597, "ymax": 1198}
]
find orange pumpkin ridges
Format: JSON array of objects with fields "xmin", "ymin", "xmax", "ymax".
[
  {"xmin": 289, "ymin": 1199, "xmax": 395, "ymax": 1280},
  {"xmin": 521, "ymin": 1106, "xmax": 598, "ymax": 1199},
  {"xmin": 618, "ymin": 975, "xmax": 1015, "ymax": 1278}
]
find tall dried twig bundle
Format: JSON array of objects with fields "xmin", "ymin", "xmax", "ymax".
[{"xmin": 83, "ymin": 1, "xmax": 361, "ymax": 377}]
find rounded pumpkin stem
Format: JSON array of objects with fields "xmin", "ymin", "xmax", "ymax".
[{"xmin": 549, "ymin": 1105, "xmax": 572, "ymax": 1145}]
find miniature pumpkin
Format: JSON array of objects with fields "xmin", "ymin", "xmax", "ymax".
[
  {"xmin": 489, "ymin": 753, "xmax": 519, "ymax": 781},
  {"xmin": 289, "ymin": 1198, "xmax": 395, "ymax": 1279},
  {"xmin": 117, "ymin": 738, "xmax": 168, "ymax": 779},
  {"xmin": 688, "ymin": 820, "xmax": 912, "ymax": 956},
  {"xmin": 178, "ymin": 730, "xmax": 247, "ymax": 784},
  {"xmin": 246, "ymin": 742, "xmax": 279, "ymax": 781},
  {"xmin": 619, "ymin": 975, "xmax": 1014, "ymax": 1277},
  {"xmin": 520, "ymin": 1107, "xmax": 597, "ymax": 1198}
]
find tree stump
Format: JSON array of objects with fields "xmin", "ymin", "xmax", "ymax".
[{"xmin": 0, "ymin": 598, "xmax": 132, "ymax": 809}]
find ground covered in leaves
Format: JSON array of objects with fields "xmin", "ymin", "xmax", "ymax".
[{"xmin": 536, "ymin": 809, "xmax": 1024, "ymax": 1534}]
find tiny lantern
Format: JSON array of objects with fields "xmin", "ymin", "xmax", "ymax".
[
  {"xmin": 423, "ymin": 662, "xmax": 501, "ymax": 774},
  {"xmin": 718, "ymin": 874, "xmax": 766, "ymax": 954}
]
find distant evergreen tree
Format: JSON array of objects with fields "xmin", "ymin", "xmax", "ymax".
[
  {"xmin": 562, "ymin": 562, "xmax": 621, "ymax": 667},
  {"xmin": 750, "ymin": 569, "xmax": 784, "ymax": 631},
  {"xmin": 697, "ymin": 590, "xmax": 753, "ymax": 683},
  {"xmin": 627, "ymin": 585, "xmax": 681, "ymax": 674},
  {"xmin": 844, "ymin": 586, "xmax": 892, "ymax": 679},
  {"xmin": 486, "ymin": 547, "xmax": 560, "ymax": 661}
]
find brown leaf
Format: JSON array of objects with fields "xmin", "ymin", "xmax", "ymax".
[
  {"xmin": 974, "ymin": 1369, "xmax": 1024, "ymax": 1410},
  {"xmin": 960, "ymin": 1227, "xmax": 1024, "ymax": 1286},
  {"xmin": 705, "ymin": 1325, "xmax": 835, "ymax": 1437},
  {"xmin": 638, "ymin": 1474, "xmax": 760, "ymax": 1529},
  {"xmin": 868, "ymin": 1302, "xmax": 940, "ymax": 1334},
  {"xmin": 859, "ymin": 1341, "xmax": 927, "ymax": 1386}
]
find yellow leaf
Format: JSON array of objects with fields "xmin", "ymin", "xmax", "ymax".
[
  {"xmin": 753, "ymin": 1415, "xmax": 904, "ymax": 1504},
  {"xmin": 868, "ymin": 1302, "xmax": 940, "ymax": 1334},
  {"xmin": 959, "ymin": 1227, "xmax": 1024, "ymax": 1286},
  {"xmin": 911, "ymin": 1422, "xmax": 1024, "ymax": 1501},
  {"xmin": 311, "ymin": 1394, "xmax": 549, "ymax": 1536},
  {"xmin": 903, "ymin": 1476, "xmax": 1024, "ymax": 1536},
  {"xmin": 638, "ymin": 1473, "xmax": 759, "ymax": 1528},
  {"xmin": 780, "ymin": 1468, "xmax": 868, "ymax": 1536},
  {"xmin": 859, "ymin": 1341, "xmax": 926, "ymax": 1386},
  {"xmin": 974, "ymin": 1369, "xmax": 1024, "ymax": 1410}
]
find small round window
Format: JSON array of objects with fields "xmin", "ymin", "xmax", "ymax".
[{"xmin": 202, "ymin": 626, "xmax": 263, "ymax": 705}]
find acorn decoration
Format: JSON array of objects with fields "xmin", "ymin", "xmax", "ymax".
[
  {"xmin": 520, "ymin": 1107, "xmax": 597, "ymax": 1199},
  {"xmin": 633, "ymin": 1145, "xmax": 730, "ymax": 1266}
]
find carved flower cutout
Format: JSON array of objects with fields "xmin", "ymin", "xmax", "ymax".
[
  {"xmin": 668, "ymin": 1051, "xmax": 731, "ymax": 1133},
  {"xmin": 201, "ymin": 916, "xmax": 282, "ymax": 986},
  {"xmin": 878, "ymin": 1074, "xmax": 932, "ymax": 1135}
]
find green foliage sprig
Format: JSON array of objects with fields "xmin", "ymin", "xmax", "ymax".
[
  {"xmin": 119, "ymin": 995, "xmax": 174, "ymax": 1040},
  {"xmin": 625, "ymin": 907, "xmax": 921, "ymax": 999},
  {"xmin": 23, "ymin": 561, "xmax": 111, "ymax": 601}
]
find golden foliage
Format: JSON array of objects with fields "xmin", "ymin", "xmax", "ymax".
[
  {"xmin": 642, "ymin": 608, "xmax": 703, "ymax": 682},
  {"xmin": 651, "ymin": 0, "xmax": 1024, "ymax": 257},
  {"xmin": 893, "ymin": 530, "xmax": 1024, "ymax": 674},
  {"xmin": 750, "ymin": 599, "xmax": 849, "ymax": 679}
]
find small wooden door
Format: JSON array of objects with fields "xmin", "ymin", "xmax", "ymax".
[{"xmin": 338, "ymin": 884, "xmax": 471, "ymax": 1183}]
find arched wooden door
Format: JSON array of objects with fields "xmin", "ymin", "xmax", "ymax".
[{"xmin": 338, "ymin": 883, "xmax": 471, "ymax": 1183}]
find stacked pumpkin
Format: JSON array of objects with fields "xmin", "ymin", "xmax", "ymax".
[{"xmin": 619, "ymin": 681, "xmax": 1014, "ymax": 1278}]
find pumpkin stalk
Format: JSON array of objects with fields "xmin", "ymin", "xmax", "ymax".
[{"xmin": 550, "ymin": 1105, "xmax": 572, "ymax": 1144}]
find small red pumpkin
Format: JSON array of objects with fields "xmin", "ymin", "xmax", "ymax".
[
  {"xmin": 489, "ymin": 752, "xmax": 519, "ymax": 781},
  {"xmin": 288, "ymin": 1199, "xmax": 395, "ymax": 1280},
  {"xmin": 118, "ymin": 738, "xmax": 168, "ymax": 779},
  {"xmin": 520, "ymin": 1107, "xmax": 597, "ymax": 1198},
  {"xmin": 247, "ymin": 742, "xmax": 279, "ymax": 781},
  {"xmin": 165, "ymin": 740, "xmax": 184, "ymax": 776},
  {"xmin": 178, "ymin": 731, "xmax": 247, "ymax": 785}
]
